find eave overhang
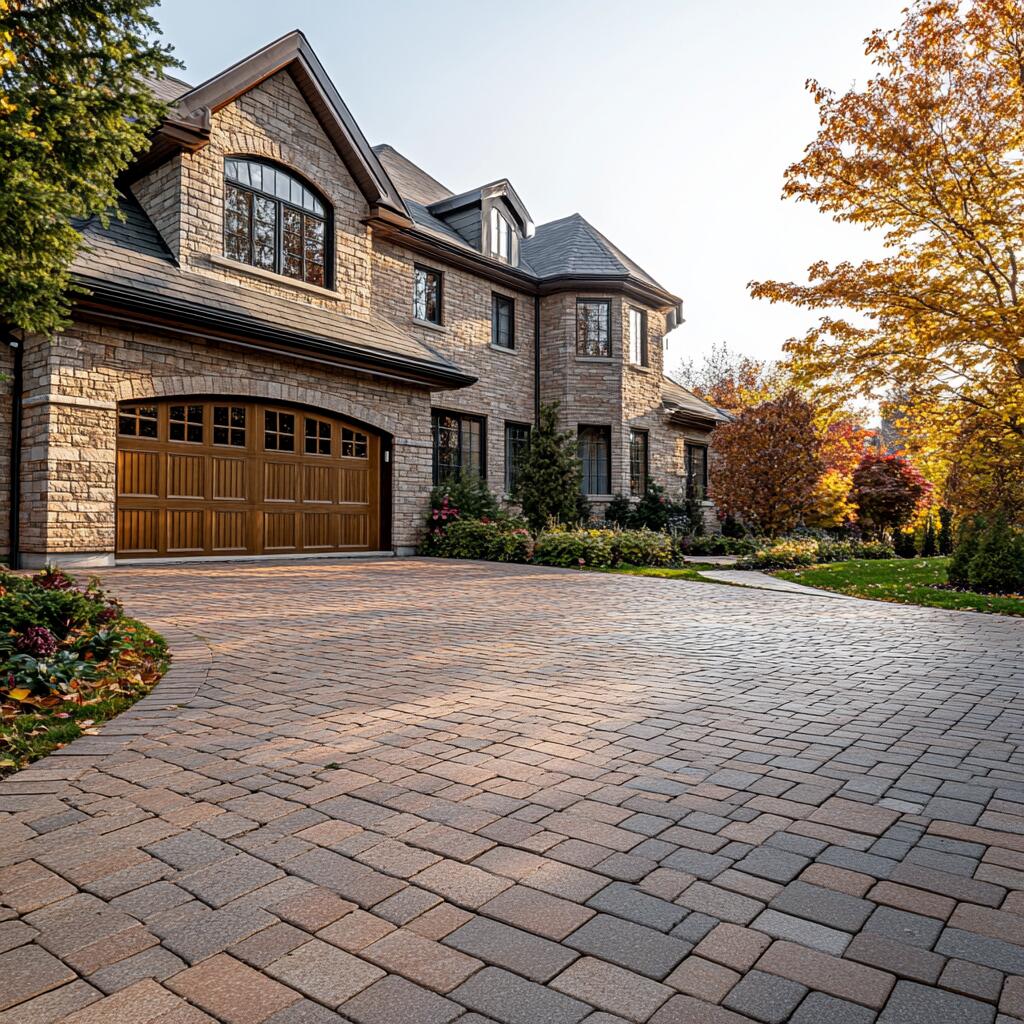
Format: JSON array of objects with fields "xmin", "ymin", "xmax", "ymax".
[
  {"xmin": 71, "ymin": 280, "xmax": 477, "ymax": 392},
  {"xmin": 369, "ymin": 216, "xmax": 682, "ymax": 310},
  {"xmin": 127, "ymin": 31, "xmax": 413, "ymax": 226}
]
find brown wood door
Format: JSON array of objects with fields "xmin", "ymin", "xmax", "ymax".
[{"xmin": 116, "ymin": 399, "xmax": 381, "ymax": 558}]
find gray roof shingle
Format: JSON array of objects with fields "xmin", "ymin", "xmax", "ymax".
[{"xmin": 71, "ymin": 196, "xmax": 468, "ymax": 381}]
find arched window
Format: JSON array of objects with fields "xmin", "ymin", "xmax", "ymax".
[{"xmin": 223, "ymin": 158, "xmax": 329, "ymax": 287}]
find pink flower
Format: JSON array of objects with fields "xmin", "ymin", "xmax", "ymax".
[{"xmin": 578, "ymin": 558, "xmax": 586, "ymax": 566}]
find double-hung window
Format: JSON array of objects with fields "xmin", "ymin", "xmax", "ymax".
[
  {"xmin": 414, "ymin": 266, "xmax": 443, "ymax": 324},
  {"xmin": 223, "ymin": 158, "xmax": 327, "ymax": 286},
  {"xmin": 628, "ymin": 307, "xmax": 649, "ymax": 366},
  {"xmin": 629, "ymin": 430, "xmax": 649, "ymax": 496},
  {"xmin": 504, "ymin": 422, "xmax": 531, "ymax": 493},
  {"xmin": 576, "ymin": 300, "xmax": 611, "ymax": 357},
  {"xmin": 492, "ymin": 294, "xmax": 515, "ymax": 349},
  {"xmin": 685, "ymin": 442, "xmax": 708, "ymax": 498},
  {"xmin": 578, "ymin": 425, "xmax": 611, "ymax": 495},
  {"xmin": 432, "ymin": 410, "xmax": 485, "ymax": 483}
]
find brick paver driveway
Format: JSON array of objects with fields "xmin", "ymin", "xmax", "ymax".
[{"xmin": 2, "ymin": 559, "xmax": 1024, "ymax": 1024}]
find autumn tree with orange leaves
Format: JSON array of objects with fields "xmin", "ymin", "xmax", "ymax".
[
  {"xmin": 751, "ymin": 0, "xmax": 1024, "ymax": 460},
  {"xmin": 709, "ymin": 391, "xmax": 825, "ymax": 536}
]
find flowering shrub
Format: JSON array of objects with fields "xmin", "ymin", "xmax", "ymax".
[
  {"xmin": 1, "ymin": 567, "xmax": 168, "ymax": 775},
  {"xmin": 612, "ymin": 529, "xmax": 673, "ymax": 567},
  {"xmin": 737, "ymin": 537, "xmax": 895, "ymax": 570},
  {"xmin": 425, "ymin": 518, "xmax": 532, "ymax": 563},
  {"xmin": 533, "ymin": 529, "xmax": 615, "ymax": 568}
]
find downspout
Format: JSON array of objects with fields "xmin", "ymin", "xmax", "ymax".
[
  {"xmin": 2, "ymin": 328, "xmax": 23, "ymax": 569},
  {"xmin": 533, "ymin": 295, "xmax": 541, "ymax": 427}
]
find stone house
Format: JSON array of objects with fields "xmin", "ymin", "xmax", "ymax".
[{"xmin": 0, "ymin": 30, "xmax": 725, "ymax": 566}]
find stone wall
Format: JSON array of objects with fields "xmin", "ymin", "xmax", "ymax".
[
  {"xmin": 135, "ymin": 69, "xmax": 375, "ymax": 322},
  {"xmin": 0, "ymin": 343, "xmax": 12, "ymax": 560},
  {"xmin": 13, "ymin": 320, "xmax": 433, "ymax": 563},
  {"xmin": 371, "ymin": 238, "xmax": 536, "ymax": 495}
]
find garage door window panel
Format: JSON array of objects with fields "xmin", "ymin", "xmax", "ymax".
[
  {"xmin": 265, "ymin": 410, "xmax": 295, "ymax": 451},
  {"xmin": 119, "ymin": 405, "xmax": 158, "ymax": 439},
  {"xmin": 213, "ymin": 406, "xmax": 247, "ymax": 447},
  {"xmin": 305, "ymin": 418, "xmax": 332, "ymax": 456},
  {"xmin": 169, "ymin": 405, "xmax": 204, "ymax": 443}
]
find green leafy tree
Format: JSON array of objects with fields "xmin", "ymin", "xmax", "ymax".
[
  {"xmin": 512, "ymin": 403, "xmax": 584, "ymax": 533},
  {"xmin": 1, "ymin": 0, "xmax": 178, "ymax": 334}
]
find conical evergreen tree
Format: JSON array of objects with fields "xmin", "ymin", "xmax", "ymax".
[{"xmin": 512, "ymin": 403, "xmax": 584, "ymax": 533}]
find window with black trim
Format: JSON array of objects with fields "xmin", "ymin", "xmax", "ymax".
[
  {"xmin": 414, "ymin": 265, "xmax": 442, "ymax": 324},
  {"xmin": 685, "ymin": 442, "xmax": 708, "ymax": 498},
  {"xmin": 118, "ymin": 405, "xmax": 158, "ymax": 438},
  {"xmin": 169, "ymin": 404, "xmax": 203, "ymax": 444},
  {"xmin": 629, "ymin": 307, "xmax": 649, "ymax": 366},
  {"xmin": 492, "ymin": 294, "xmax": 515, "ymax": 349},
  {"xmin": 264, "ymin": 410, "xmax": 295, "ymax": 452},
  {"xmin": 213, "ymin": 405, "xmax": 246, "ymax": 447},
  {"xmin": 576, "ymin": 300, "xmax": 611, "ymax": 357},
  {"xmin": 490, "ymin": 207, "xmax": 513, "ymax": 262},
  {"xmin": 578, "ymin": 425, "xmax": 611, "ymax": 495},
  {"xmin": 432, "ymin": 410, "xmax": 485, "ymax": 483},
  {"xmin": 223, "ymin": 158, "xmax": 328, "ymax": 287},
  {"xmin": 504, "ymin": 422, "xmax": 531, "ymax": 493},
  {"xmin": 630, "ymin": 429, "xmax": 649, "ymax": 496}
]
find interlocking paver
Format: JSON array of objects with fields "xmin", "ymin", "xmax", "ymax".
[
  {"xmin": 165, "ymin": 953, "xmax": 300, "ymax": 1023},
  {"xmin": 445, "ymin": 915, "xmax": 579, "ymax": 983},
  {"xmin": 565, "ymin": 914, "xmax": 690, "ymax": 980},
  {"xmin": 451, "ymin": 965, "xmax": 591, "ymax": 1024},
  {"xmin": 878, "ymin": 980, "xmax": 996, "ymax": 1023},
  {"xmin": 1, "ymin": 560, "xmax": 1022, "ymax": 1024},
  {"xmin": 550, "ymin": 956, "xmax": 673, "ymax": 1021}
]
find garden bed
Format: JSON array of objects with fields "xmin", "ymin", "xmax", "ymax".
[
  {"xmin": 774, "ymin": 557, "xmax": 1024, "ymax": 616},
  {"xmin": 0, "ymin": 567, "xmax": 169, "ymax": 776}
]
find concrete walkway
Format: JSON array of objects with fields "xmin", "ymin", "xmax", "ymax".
[
  {"xmin": 700, "ymin": 568, "xmax": 857, "ymax": 599},
  {"xmin": 1, "ymin": 558, "xmax": 1023, "ymax": 1023}
]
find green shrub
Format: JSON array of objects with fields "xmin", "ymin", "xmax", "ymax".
[
  {"xmin": 921, "ymin": 516, "xmax": 938, "ymax": 557},
  {"xmin": 604, "ymin": 493, "xmax": 634, "ymax": 527},
  {"xmin": 677, "ymin": 534, "xmax": 757, "ymax": 557},
  {"xmin": 427, "ymin": 474, "xmax": 501, "ymax": 525},
  {"xmin": 737, "ymin": 538, "xmax": 820, "ymax": 570},
  {"xmin": 612, "ymin": 529, "xmax": 673, "ymax": 567},
  {"xmin": 967, "ymin": 517, "xmax": 1024, "ymax": 595},
  {"xmin": 736, "ymin": 536, "xmax": 895, "ymax": 570},
  {"xmin": 427, "ymin": 518, "xmax": 532, "ymax": 563},
  {"xmin": 938, "ymin": 507, "xmax": 954, "ymax": 555},
  {"xmin": 948, "ymin": 515, "xmax": 985, "ymax": 587},
  {"xmin": 533, "ymin": 529, "xmax": 615, "ymax": 569},
  {"xmin": 894, "ymin": 530, "xmax": 917, "ymax": 558}
]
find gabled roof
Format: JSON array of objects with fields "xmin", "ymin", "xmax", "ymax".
[
  {"xmin": 429, "ymin": 180, "xmax": 534, "ymax": 236},
  {"xmin": 138, "ymin": 31, "xmax": 410, "ymax": 220},
  {"xmin": 71, "ymin": 196, "xmax": 474, "ymax": 389},
  {"xmin": 661, "ymin": 376, "xmax": 731, "ymax": 428},
  {"xmin": 373, "ymin": 145, "xmax": 452, "ymax": 206}
]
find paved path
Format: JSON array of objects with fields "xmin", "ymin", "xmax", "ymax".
[
  {"xmin": 2, "ymin": 558, "xmax": 1024, "ymax": 1024},
  {"xmin": 700, "ymin": 569, "xmax": 857, "ymax": 598}
]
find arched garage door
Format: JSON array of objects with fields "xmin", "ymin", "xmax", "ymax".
[{"xmin": 116, "ymin": 398, "xmax": 382, "ymax": 558}]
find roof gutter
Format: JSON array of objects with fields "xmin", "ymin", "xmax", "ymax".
[
  {"xmin": 72, "ymin": 283, "xmax": 478, "ymax": 391},
  {"xmin": 2, "ymin": 327, "xmax": 22, "ymax": 569}
]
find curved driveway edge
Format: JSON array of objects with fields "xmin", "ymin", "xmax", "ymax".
[{"xmin": 1, "ymin": 558, "xmax": 1023, "ymax": 1024}]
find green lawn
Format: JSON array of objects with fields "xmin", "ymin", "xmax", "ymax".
[
  {"xmin": 775, "ymin": 557, "xmax": 1024, "ymax": 616},
  {"xmin": 597, "ymin": 564, "xmax": 730, "ymax": 583}
]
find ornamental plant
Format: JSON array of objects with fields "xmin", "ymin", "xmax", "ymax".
[
  {"xmin": 850, "ymin": 452, "xmax": 931, "ymax": 537},
  {"xmin": 966, "ymin": 517, "xmax": 1024, "ymax": 595},
  {"xmin": 512, "ymin": 403, "xmax": 585, "ymax": 532}
]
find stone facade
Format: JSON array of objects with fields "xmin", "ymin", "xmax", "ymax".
[{"xmin": 2, "ymin": 40, "xmax": 717, "ymax": 565}]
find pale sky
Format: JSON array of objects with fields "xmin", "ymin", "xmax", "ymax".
[{"xmin": 154, "ymin": 0, "xmax": 903, "ymax": 376}]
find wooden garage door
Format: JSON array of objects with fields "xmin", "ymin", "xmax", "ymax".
[{"xmin": 116, "ymin": 399, "xmax": 381, "ymax": 558}]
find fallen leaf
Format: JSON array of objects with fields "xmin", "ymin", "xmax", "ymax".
[{"xmin": 7, "ymin": 688, "xmax": 31, "ymax": 702}]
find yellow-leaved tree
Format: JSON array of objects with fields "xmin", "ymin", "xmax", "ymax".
[{"xmin": 751, "ymin": 0, "xmax": 1024, "ymax": 457}]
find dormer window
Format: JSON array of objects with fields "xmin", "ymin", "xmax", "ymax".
[
  {"xmin": 224, "ymin": 158, "xmax": 329, "ymax": 287},
  {"xmin": 490, "ymin": 207, "xmax": 512, "ymax": 262}
]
